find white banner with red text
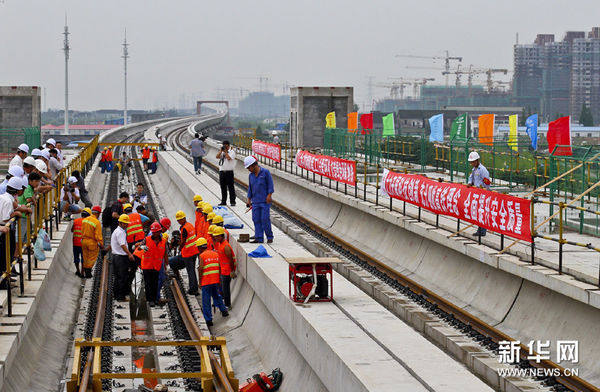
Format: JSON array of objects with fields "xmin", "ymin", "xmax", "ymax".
[
  {"xmin": 380, "ymin": 169, "xmax": 532, "ymax": 242},
  {"xmin": 295, "ymin": 150, "xmax": 356, "ymax": 186},
  {"xmin": 252, "ymin": 139, "xmax": 281, "ymax": 163}
]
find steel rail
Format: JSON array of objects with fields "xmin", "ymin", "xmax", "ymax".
[
  {"xmin": 170, "ymin": 277, "xmax": 235, "ymax": 392},
  {"xmin": 78, "ymin": 256, "xmax": 109, "ymax": 392},
  {"xmin": 170, "ymin": 128, "xmax": 599, "ymax": 392}
]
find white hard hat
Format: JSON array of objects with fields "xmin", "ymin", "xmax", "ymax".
[
  {"xmin": 20, "ymin": 177, "xmax": 28, "ymax": 189},
  {"xmin": 18, "ymin": 143, "xmax": 29, "ymax": 153},
  {"xmin": 244, "ymin": 155, "xmax": 257, "ymax": 168},
  {"xmin": 35, "ymin": 159, "xmax": 47, "ymax": 172},
  {"xmin": 272, "ymin": 131, "xmax": 277, "ymax": 136},
  {"xmin": 23, "ymin": 156, "xmax": 36, "ymax": 166},
  {"xmin": 46, "ymin": 138, "xmax": 56, "ymax": 146},
  {"xmin": 8, "ymin": 166, "xmax": 24, "ymax": 178},
  {"xmin": 7, "ymin": 176, "xmax": 23, "ymax": 191},
  {"xmin": 468, "ymin": 151, "xmax": 481, "ymax": 162},
  {"xmin": 68, "ymin": 176, "xmax": 77, "ymax": 184},
  {"xmin": 31, "ymin": 148, "xmax": 42, "ymax": 157},
  {"xmin": 40, "ymin": 149, "xmax": 50, "ymax": 160}
]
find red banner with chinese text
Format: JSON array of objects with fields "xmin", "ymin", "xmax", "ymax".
[
  {"xmin": 380, "ymin": 169, "xmax": 532, "ymax": 242},
  {"xmin": 252, "ymin": 139, "xmax": 281, "ymax": 163},
  {"xmin": 295, "ymin": 150, "xmax": 356, "ymax": 186}
]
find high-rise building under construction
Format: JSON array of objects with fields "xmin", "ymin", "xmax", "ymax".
[{"xmin": 513, "ymin": 28, "xmax": 600, "ymax": 124}]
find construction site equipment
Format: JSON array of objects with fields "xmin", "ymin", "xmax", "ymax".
[
  {"xmin": 287, "ymin": 257, "xmax": 341, "ymax": 303},
  {"xmin": 396, "ymin": 50, "xmax": 463, "ymax": 86}
]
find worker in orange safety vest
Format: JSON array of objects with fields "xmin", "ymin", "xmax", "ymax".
[
  {"xmin": 213, "ymin": 226, "xmax": 236, "ymax": 308},
  {"xmin": 168, "ymin": 210, "xmax": 199, "ymax": 295},
  {"xmin": 196, "ymin": 237, "xmax": 228, "ymax": 326},
  {"xmin": 137, "ymin": 222, "xmax": 168, "ymax": 307},
  {"xmin": 141, "ymin": 144, "xmax": 151, "ymax": 172}
]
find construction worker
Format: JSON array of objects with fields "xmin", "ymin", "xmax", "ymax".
[
  {"xmin": 141, "ymin": 144, "xmax": 151, "ymax": 172},
  {"xmin": 206, "ymin": 212, "xmax": 216, "ymax": 238},
  {"xmin": 467, "ymin": 151, "xmax": 491, "ymax": 237},
  {"xmin": 206, "ymin": 225, "xmax": 216, "ymax": 251},
  {"xmin": 71, "ymin": 207, "xmax": 91, "ymax": 277},
  {"xmin": 212, "ymin": 215, "xmax": 230, "ymax": 242},
  {"xmin": 81, "ymin": 205, "xmax": 104, "ymax": 278},
  {"xmin": 213, "ymin": 226, "xmax": 236, "ymax": 308},
  {"xmin": 106, "ymin": 146, "xmax": 114, "ymax": 172},
  {"xmin": 123, "ymin": 203, "xmax": 149, "ymax": 251},
  {"xmin": 194, "ymin": 199, "xmax": 206, "ymax": 233},
  {"xmin": 244, "ymin": 155, "xmax": 274, "ymax": 244},
  {"xmin": 150, "ymin": 147, "xmax": 159, "ymax": 174},
  {"xmin": 111, "ymin": 214, "xmax": 135, "ymax": 301},
  {"xmin": 100, "ymin": 147, "xmax": 108, "ymax": 173},
  {"xmin": 196, "ymin": 237, "xmax": 228, "ymax": 326},
  {"xmin": 201, "ymin": 204, "xmax": 213, "ymax": 239},
  {"xmin": 139, "ymin": 222, "xmax": 168, "ymax": 307},
  {"xmin": 156, "ymin": 217, "xmax": 172, "ymax": 303},
  {"xmin": 168, "ymin": 210, "xmax": 199, "ymax": 295}
]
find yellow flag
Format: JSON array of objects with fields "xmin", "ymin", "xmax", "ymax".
[
  {"xmin": 508, "ymin": 114, "xmax": 518, "ymax": 152},
  {"xmin": 325, "ymin": 112, "xmax": 336, "ymax": 129}
]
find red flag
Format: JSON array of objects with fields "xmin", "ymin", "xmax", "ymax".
[
  {"xmin": 360, "ymin": 113, "xmax": 373, "ymax": 134},
  {"xmin": 547, "ymin": 116, "xmax": 572, "ymax": 156}
]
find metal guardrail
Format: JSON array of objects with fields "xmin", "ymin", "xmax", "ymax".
[{"xmin": 0, "ymin": 135, "xmax": 99, "ymax": 316}]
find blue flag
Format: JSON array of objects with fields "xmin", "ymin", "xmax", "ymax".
[
  {"xmin": 526, "ymin": 114, "xmax": 538, "ymax": 150},
  {"xmin": 429, "ymin": 114, "xmax": 444, "ymax": 142}
]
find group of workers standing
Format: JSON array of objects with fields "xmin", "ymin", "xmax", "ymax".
[
  {"xmin": 87, "ymin": 190, "xmax": 237, "ymax": 325},
  {"xmin": 100, "ymin": 145, "xmax": 159, "ymax": 176}
]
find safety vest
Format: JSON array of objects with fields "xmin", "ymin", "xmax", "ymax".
[
  {"xmin": 82, "ymin": 216, "xmax": 102, "ymax": 242},
  {"xmin": 141, "ymin": 148, "xmax": 150, "ymax": 159},
  {"xmin": 100, "ymin": 152, "xmax": 107, "ymax": 162},
  {"xmin": 194, "ymin": 210, "xmax": 204, "ymax": 236},
  {"xmin": 126, "ymin": 213, "xmax": 144, "ymax": 243},
  {"xmin": 141, "ymin": 236, "xmax": 166, "ymax": 271},
  {"xmin": 72, "ymin": 217, "xmax": 83, "ymax": 247},
  {"xmin": 202, "ymin": 220, "xmax": 210, "ymax": 239},
  {"xmin": 180, "ymin": 221, "xmax": 199, "ymax": 257},
  {"xmin": 207, "ymin": 234, "xmax": 214, "ymax": 251},
  {"xmin": 133, "ymin": 245, "xmax": 145, "ymax": 260},
  {"xmin": 151, "ymin": 151, "xmax": 158, "ymax": 163},
  {"xmin": 216, "ymin": 239, "xmax": 236, "ymax": 276},
  {"xmin": 199, "ymin": 250, "xmax": 221, "ymax": 286},
  {"xmin": 106, "ymin": 150, "xmax": 113, "ymax": 161}
]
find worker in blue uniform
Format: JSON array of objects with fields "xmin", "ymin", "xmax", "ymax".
[{"xmin": 244, "ymin": 156, "xmax": 274, "ymax": 244}]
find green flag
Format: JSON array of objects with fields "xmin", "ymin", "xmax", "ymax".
[
  {"xmin": 450, "ymin": 113, "xmax": 467, "ymax": 140},
  {"xmin": 382, "ymin": 113, "xmax": 395, "ymax": 137}
]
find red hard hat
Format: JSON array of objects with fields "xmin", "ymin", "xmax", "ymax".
[
  {"xmin": 160, "ymin": 217, "xmax": 171, "ymax": 229},
  {"xmin": 150, "ymin": 222, "xmax": 162, "ymax": 233},
  {"xmin": 92, "ymin": 205, "xmax": 102, "ymax": 214}
]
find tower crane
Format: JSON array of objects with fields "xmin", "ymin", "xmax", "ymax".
[
  {"xmin": 396, "ymin": 51, "xmax": 462, "ymax": 86},
  {"xmin": 389, "ymin": 77, "xmax": 435, "ymax": 98},
  {"xmin": 443, "ymin": 65, "xmax": 509, "ymax": 95},
  {"xmin": 375, "ymin": 80, "xmax": 412, "ymax": 100}
]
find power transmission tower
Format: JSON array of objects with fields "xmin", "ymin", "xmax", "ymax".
[{"xmin": 122, "ymin": 29, "xmax": 130, "ymax": 125}]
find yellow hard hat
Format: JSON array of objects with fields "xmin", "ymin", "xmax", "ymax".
[
  {"xmin": 103, "ymin": 147, "xmax": 108, "ymax": 150},
  {"xmin": 118, "ymin": 214, "xmax": 130, "ymax": 224},
  {"xmin": 193, "ymin": 194, "xmax": 203, "ymax": 202},
  {"xmin": 208, "ymin": 225, "xmax": 217, "ymax": 235},
  {"xmin": 195, "ymin": 237, "xmax": 207, "ymax": 247},
  {"xmin": 212, "ymin": 226, "xmax": 225, "ymax": 236},
  {"xmin": 144, "ymin": 144, "xmax": 148, "ymax": 147},
  {"xmin": 196, "ymin": 201, "xmax": 205, "ymax": 210},
  {"xmin": 162, "ymin": 232, "xmax": 169, "ymax": 240},
  {"xmin": 207, "ymin": 212, "xmax": 216, "ymax": 220},
  {"xmin": 202, "ymin": 204, "xmax": 213, "ymax": 214},
  {"xmin": 212, "ymin": 215, "xmax": 224, "ymax": 224},
  {"xmin": 108, "ymin": 146, "xmax": 113, "ymax": 149},
  {"xmin": 82, "ymin": 207, "xmax": 92, "ymax": 215},
  {"xmin": 122, "ymin": 203, "xmax": 133, "ymax": 211},
  {"xmin": 175, "ymin": 210, "xmax": 186, "ymax": 220}
]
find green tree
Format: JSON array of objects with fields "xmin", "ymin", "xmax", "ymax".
[{"xmin": 579, "ymin": 104, "xmax": 594, "ymax": 126}]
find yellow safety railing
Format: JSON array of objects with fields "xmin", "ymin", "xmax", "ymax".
[
  {"xmin": 67, "ymin": 338, "xmax": 237, "ymax": 392},
  {"xmin": 1, "ymin": 135, "xmax": 99, "ymax": 316}
]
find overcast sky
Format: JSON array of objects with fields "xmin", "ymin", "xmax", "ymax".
[{"xmin": 1, "ymin": 0, "xmax": 599, "ymax": 112}]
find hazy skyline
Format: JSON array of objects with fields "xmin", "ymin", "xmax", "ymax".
[{"xmin": 2, "ymin": 0, "xmax": 599, "ymax": 112}]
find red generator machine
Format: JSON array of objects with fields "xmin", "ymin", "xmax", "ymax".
[
  {"xmin": 239, "ymin": 368, "xmax": 283, "ymax": 391},
  {"xmin": 286, "ymin": 257, "xmax": 341, "ymax": 303}
]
